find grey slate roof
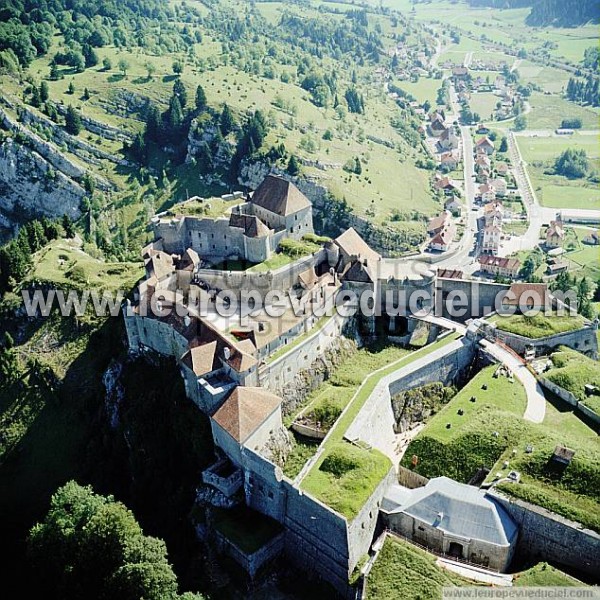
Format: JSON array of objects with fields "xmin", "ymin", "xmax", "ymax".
[{"xmin": 382, "ymin": 477, "xmax": 517, "ymax": 547}]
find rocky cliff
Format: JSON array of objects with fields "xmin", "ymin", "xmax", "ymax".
[{"xmin": 0, "ymin": 137, "xmax": 84, "ymax": 227}]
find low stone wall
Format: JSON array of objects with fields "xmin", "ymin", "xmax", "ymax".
[
  {"xmin": 290, "ymin": 421, "xmax": 326, "ymax": 440},
  {"xmin": 437, "ymin": 278, "xmax": 510, "ymax": 322},
  {"xmin": 263, "ymin": 311, "xmax": 351, "ymax": 395},
  {"xmin": 213, "ymin": 528, "xmax": 285, "ymax": 578},
  {"xmin": 397, "ymin": 465, "xmax": 429, "ymax": 489},
  {"xmin": 495, "ymin": 325, "xmax": 598, "ymax": 359},
  {"xmin": 539, "ymin": 377, "xmax": 600, "ymax": 426},
  {"xmin": 488, "ymin": 489, "xmax": 600, "ymax": 578},
  {"xmin": 194, "ymin": 249, "xmax": 326, "ymax": 297},
  {"xmin": 344, "ymin": 337, "xmax": 476, "ymax": 461}
]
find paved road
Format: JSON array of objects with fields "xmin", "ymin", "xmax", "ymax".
[
  {"xmin": 480, "ymin": 339, "xmax": 546, "ymax": 423},
  {"xmin": 413, "ymin": 316, "xmax": 547, "ymax": 423},
  {"xmin": 433, "ymin": 85, "xmax": 480, "ymax": 271}
]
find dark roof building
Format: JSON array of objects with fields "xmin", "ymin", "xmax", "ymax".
[{"xmin": 251, "ymin": 175, "xmax": 311, "ymax": 217}]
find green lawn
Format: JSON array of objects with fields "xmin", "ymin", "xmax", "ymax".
[
  {"xmin": 366, "ymin": 535, "xmax": 478, "ymax": 600},
  {"xmin": 491, "ymin": 312, "xmax": 587, "ymax": 339},
  {"xmin": 514, "ymin": 563, "xmax": 585, "ymax": 587},
  {"xmin": 545, "ymin": 347, "xmax": 600, "ymax": 408},
  {"xmin": 301, "ymin": 441, "xmax": 392, "ymax": 520},
  {"xmin": 563, "ymin": 227, "xmax": 600, "ymax": 279},
  {"xmin": 518, "ymin": 61, "xmax": 571, "ymax": 95},
  {"xmin": 525, "ymin": 93, "xmax": 599, "ymax": 130},
  {"xmin": 518, "ymin": 134, "xmax": 599, "ymax": 164},
  {"xmin": 300, "ymin": 333, "xmax": 461, "ymax": 518},
  {"xmin": 469, "ymin": 92, "xmax": 499, "ymax": 122},
  {"xmin": 393, "ymin": 77, "xmax": 441, "ymax": 105},
  {"xmin": 515, "ymin": 132, "xmax": 600, "ymax": 210},
  {"xmin": 27, "ymin": 239, "xmax": 143, "ymax": 293}
]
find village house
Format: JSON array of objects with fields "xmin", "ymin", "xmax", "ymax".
[
  {"xmin": 583, "ymin": 230, "xmax": 599, "ymax": 245},
  {"xmin": 427, "ymin": 212, "xmax": 451, "ymax": 236},
  {"xmin": 444, "ymin": 196, "xmax": 461, "ymax": 215},
  {"xmin": 475, "ymin": 155, "xmax": 491, "ymax": 174},
  {"xmin": 429, "ymin": 221, "xmax": 455, "ymax": 252},
  {"xmin": 479, "ymin": 183, "xmax": 497, "ymax": 203},
  {"xmin": 482, "ymin": 225, "xmax": 502, "ymax": 255},
  {"xmin": 484, "ymin": 200, "xmax": 504, "ymax": 227},
  {"xmin": 428, "ymin": 112, "xmax": 447, "ymax": 138},
  {"xmin": 452, "ymin": 65, "xmax": 469, "ymax": 81},
  {"xmin": 546, "ymin": 261, "xmax": 569, "ymax": 276},
  {"xmin": 496, "ymin": 162, "xmax": 510, "ymax": 177},
  {"xmin": 545, "ymin": 217, "xmax": 565, "ymax": 249},
  {"xmin": 440, "ymin": 151, "xmax": 460, "ymax": 170},
  {"xmin": 434, "ymin": 175, "xmax": 459, "ymax": 195},
  {"xmin": 478, "ymin": 255, "xmax": 520, "ymax": 279},
  {"xmin": 491, "ymin": 178, "xmax": 507, "ymax": 197},
  {"xmin": 476, "ymin": 136, "xmax": 495, "ymax": 156},
  {"xmin": 438, "ymin": 128, "xmax": 459, "ymax": 151}
]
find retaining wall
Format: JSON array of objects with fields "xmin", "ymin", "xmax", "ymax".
[
  {"xmin": 495, "ymin": 325, "xmax": 598, "ymax": 359},
  {"xmin": 344, "ymin": 337, "xmax": 476, "ymax": 461},
  {"xmin": 539, "ymin": 378, "xmax": 600, "ymax": 426},
  {"xmin": 488, "ymin": 490, "xmax": 600, "ymax": 578}
]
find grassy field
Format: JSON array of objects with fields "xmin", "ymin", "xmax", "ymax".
[
  {"xmin": 513, "ymin": 563, "xmax": 585, "ymax": 587},
  {"xmin": 525, "ymin": 93, "xmax": 599, "ymax": 131},
  {"xmin": 545, "ymin": 347, "xmax": 600, "ymax": 409},
  {"xmin": 366, "ymin": 534, "xmax": 476, "ymax": 600},
  {"xmin": 27, "ymin": 238, "xmax": 143, "ymax": 293},
  {"xmin": 491, "ymin": 312, "xmax": 587, "ymax": 339},
  {"xmin": 469, "ymin": 92, "xmax": 500, "ymax": 122},
  {"xmin": 402, "ymin": 365, "xmax": 600, "ymax": 532},
  {"xmin": 563, "ymin": 227, "xmax": 600, "ymax": 279},
  {"xmin": 518, "ymin": 60, "xmax": 571, "ymax": 95},
  {"xmin": 393, "ymin": 77, "xmax": 441, "ymax": 105},
  {"xmin": 516, "ymin": 133, "xmax": 600, "ymax": 211},
  {"xmin": 389, "ymin": 0, "xmax": 598, "ymax": 65},
  {"xmin": 300, "ymin": 333, "xmax": 461, "ymax": 518}
]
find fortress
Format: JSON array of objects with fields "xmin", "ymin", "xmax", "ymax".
[{"xmin": 124, "ymin": 175, "xmax": 599, "ymax": 597}]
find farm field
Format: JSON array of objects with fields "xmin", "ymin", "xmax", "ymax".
[
  {"xmin": 393, "ymin": 77, "xmax": 440, "ymax": 105},
  {"xmin": 515, "ymin": 133, "xmax": 600, "ymax": 211},
  {"xmin": 386, "ymin": 0, "xmax": 597, "ymax": 65},
  {"xmin": 525, "ymin": 93, "xmax": 599, "ymax": 131},
  {"xmin": 469, "ymin": 92, "xmax": 499, "ymax": 122}
]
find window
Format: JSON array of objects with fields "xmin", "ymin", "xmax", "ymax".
[{"xmin": 418, "ymin": 526, "xmax": 425, "ymax": 531}]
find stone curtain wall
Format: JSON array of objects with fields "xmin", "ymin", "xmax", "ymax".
[
  {"xmin": 240, "ymin": 448, "xmax": 355, "ymax": 598},
  {"xmin": 539, "ymin": 378, "xmax": 600, "ymax": 425},
  {"xmin": 437, "ymin": 278, "xmax": 510, "ymax": 322},
  {"xmin": 263, "ymin": 311, "xmax": 351, "ymax": 394},
  {"xmin": 345, "ymin": 338, "xmax": 476, "ymax": 460},
  {"xmin": 488, "ymin": 490, "xmax": 600, "ymax": 578},
  {"xmin": 496, "ymin": 326, "xmax": 598, "ymax": 359}
]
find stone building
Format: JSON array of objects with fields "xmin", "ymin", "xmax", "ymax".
[
  {"xmin": 381, "ymin": 477, "xmax": 518, "ymax": 571},
  {"xmin": 153, "ymin": 175, "xmax": 313, "ymax": 264}
]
